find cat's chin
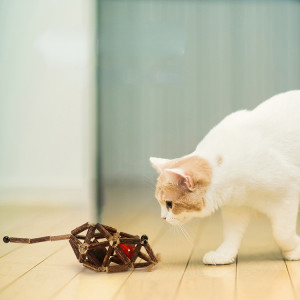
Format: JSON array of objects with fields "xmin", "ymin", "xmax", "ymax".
[{"xmin": 166, "ymin": 217, "xmax": 188, "ymax": 226}]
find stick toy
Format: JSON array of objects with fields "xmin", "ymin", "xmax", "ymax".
[{"xmin": 3, "ymin": 222, "xmax": 159, "ymax": 273}]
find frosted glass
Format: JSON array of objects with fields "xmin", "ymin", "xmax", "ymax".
[{"xmin": 97, "ymin": 0, "xmax": 300, "ymax": 183}]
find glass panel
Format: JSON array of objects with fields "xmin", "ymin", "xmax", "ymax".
[{"xmin": 96, "ymin": 0, "xmax": 300, "ymax": 197}]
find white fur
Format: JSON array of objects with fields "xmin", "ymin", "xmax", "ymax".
[
  {"xmin": 150, "ymin": 157, "xmax": 170, "ymax": 173},
  {"xmin": 155, "ymin": 91, "xmax": 300, "ymax": 264}
]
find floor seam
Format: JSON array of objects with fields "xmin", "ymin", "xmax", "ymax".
[
  {"xmin": 49, "ymin": 268, "xmax": 85, "ymax": 300},
  {"xmin": 0, "ymin": 244, "xmax": 67, "ymax": 293},
  {"xmin": 111, "ymin": 223, "xmax": 166, "ymax": 300},
  {"xmin": 234, "ymin": 255, "xmax": 238, "ymax": 300},
  {"xmin": 173, "ymin": 221, "xmax": 203, "ymax": 300},
  {"xmin": 283, "ymin": 259, "xmax": 297, "ymax": 300},
  {"xmin": 0, "ymin": 215, "xmax": 70, "ymax": 259}
]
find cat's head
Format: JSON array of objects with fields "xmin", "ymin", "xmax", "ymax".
[{"xmin": 150, "ymin": 155, "xmax": 212, "ymax": 225}]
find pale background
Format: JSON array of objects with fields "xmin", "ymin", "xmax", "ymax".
[
  {"xmin": 0, "ymin": 0, "xmax": 299, "ymax": 209},
  {"xmin": 0, "ymin": 0, "xmax": 96, "ymax": 205},
  {"xmin": 98, "ymin": 0, "xmax": 300, "ymax": 183}
]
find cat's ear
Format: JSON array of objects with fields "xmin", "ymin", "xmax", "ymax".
[
  {"xmin": 164, "ymin": 168, "xmax": 194, "ymax": 191},
  {"xmin": 150, "ymin": 157, "xmax": 170, "ymax": 173}
]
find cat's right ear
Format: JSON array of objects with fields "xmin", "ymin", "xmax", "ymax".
[{"xmin": 149, "ymin": 157, "xmax": 170, "ymax": 174}]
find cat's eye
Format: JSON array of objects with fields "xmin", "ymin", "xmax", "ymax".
[{"xmin": 166, "ymin": 201, "xmax": 173, "ymax": 209}]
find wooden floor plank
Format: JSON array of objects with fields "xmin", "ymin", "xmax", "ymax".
[
  {"xmin": 0, "ymin": 205, "xmax": 42, "ymax": 226},
  {"xmin": 0, "ymin": 209, "xmax": 67, "ymax": 258},
  {"xmin": 0, "ymin": 205, "xmax": 52, "ymax": 243},
  {"xmin": 285, "ymin": 261, "xmax": 300, "ymax": 300},
  {"xmin": 1, "ymin": 198, "xmax": 299, "ymax": 300},
  {"xmin": 114, "ymin": 218, "xmax": 201, "ymax": 300},
  {"xmin": 236, "ymin": 216, "xmax": 295, "ymax": 300},
  {"xmin": 176, "ymin": 213, "xmax": 236, "ymax": 300},
  {"xmin": 0, "ymin": 188, "xmax": 153, "ymax": 300},
  {"xmin": 0, "ymin": 209, "xmax": 88, "ymax": 294},
  {"xmin": 285, "ymin": 213, "xmax": 300, "ymax": 300}
]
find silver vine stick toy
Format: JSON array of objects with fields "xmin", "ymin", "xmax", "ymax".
[{"xmin": 3, "ymin": 222, "xmax": 159, "ymax": 273}]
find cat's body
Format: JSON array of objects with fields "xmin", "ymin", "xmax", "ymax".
[{"xmin": 150, "ymin": 90, "xmax": 300, "ymax": 264}]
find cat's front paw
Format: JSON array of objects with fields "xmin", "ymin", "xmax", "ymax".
[
  {"xmin": 203, "ymin": 251, "xmax": 236, "ymax": 265},
  {"xmin": 282, "ymin": 245, "xmax": 300, "ymax": 261}
]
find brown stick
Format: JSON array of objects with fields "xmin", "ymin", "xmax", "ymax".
[
  {"xmin": 106, "ymin": 264, "xmax": 129, "ymax": 273},
  {"xmin": 50, "ymin": 234, "xmax": 71, "ymax": 241},
  {"xmin": 87, "ymin": 240, "xmax": 109, "ymax": 250},
  {"xmin": 70, "ymin": 234, "xmax": 82, "ymax": 246},
  {"xmin": 83, "ymin": 261, "xmax": 101, "ymax": 272},
  {"xmin": 76, "ymin": 233, "xmax": 105, "ymax": 240},
  {"xmin": 29, "ymin": 236, "xmax": 51, "ymax": 244},
  {"xmin": 144, "ymin": 243, "xmax": 158, "ymax": 263},
  {"xmin": 138, "ymin": 251, "xmax": 152, "ymax": 263},
  {"xmin": 102, "ymin": 224, "xmax": 117, "ymax": 233},
  {"xmin": 70, "ymin": 235, "xmax": 85, "ymax": 262},
  {"xmin": 134, "ymin": 262, "xmax": 152, "ymax": 268},
  {"xmin": 69, "ymin": 239, "xmax": 80, "ymax": 260},
  {"xmin": 130, "ymin": 243, "xmax": 142, "ymax": 263},
  {"xmin": 110, "ymin": 256, "xmax": 123, "ymax": 265},
  {"xmin": 78, "ymin": 254, "xmax": 85, "ymax": 263},
  {"xmin": 103, "ymin": 246, "xmax": 114, "ymax": 267},
  {"xmin": 9, "ymin": 237, "xmax": 30, "ymax": 243},
  {"xmin": 114, "ymin": 245, "xmax": 131, "ymax": 264},
  {"xmin": 8, "ymin": 234, "xmax": 70, "ymax": 244},
  {"xmin": 84, "ymin": 226, "xmax": 96, "ymax": 243},
  {"xmin": 95, "ymin": 224, "xmax": 111, "ymax": 239},
  {"xmin": 86, "ymin": 251, "xmax": 101, "ymax": 268},
  {"xmin": 120, "ymin": 232, "xmax": 139, "ymax": 238},
  {"xmin": 71, "ymin": 222, "xmax": 90, "ymax": 235},
  {"xmin": 119, "ymin": 238, "xmax": 140, "ymax": 245}
]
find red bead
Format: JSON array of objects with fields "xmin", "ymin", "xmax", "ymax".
[{"xmin": 117, "ymin": 244, "xmax": 135, "ymax": 259}]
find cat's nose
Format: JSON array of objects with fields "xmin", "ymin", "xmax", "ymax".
[{"xmin": 161, "ymin": 217, "xmax": 166, "ymax": 220}]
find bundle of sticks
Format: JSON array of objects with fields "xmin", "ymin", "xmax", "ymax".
[{"xmin": 3, "ymin": 222, "xmax": 159, "ymax": 273}]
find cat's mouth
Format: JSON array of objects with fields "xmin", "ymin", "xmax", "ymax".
[{"xmin": 166, "ymin": 217, "xmax": 185, "ymax": 226}]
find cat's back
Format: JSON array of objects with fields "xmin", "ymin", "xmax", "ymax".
[
  {"xmin": 222, "ymin": 90, "xmax": 300, "ymax": 130},
  {"xmin": 196, "ymin": 90, "xmax": 300, "ymax": 167},
  {"xmin": 253, "ymin": 90, "xmax": 300, "ymax": 124},
  {"xmin": 251, "ymin": 90, "xmax": 300, "ymax": 153},
  {"xmin": 251, "ymin": 90, "xmax": 300, "ymax": 168}
]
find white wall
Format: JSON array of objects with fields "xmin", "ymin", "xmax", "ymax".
[{"xmin": 0, "ymin": 0, "xmax": 96, "ymax": 205}]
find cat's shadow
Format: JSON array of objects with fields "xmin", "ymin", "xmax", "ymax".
[
  {"xmin": 183, "ymin": 251, "xmax": 284, "ymax": 278},
  {"xmin": 236, "ymin": 251, "xmax": 284, "ymax": 262}
]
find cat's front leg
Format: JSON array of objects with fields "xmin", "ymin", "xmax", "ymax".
[{"xmin": 203, "ymin": 206, "xmax": 252, "ymax": 265}]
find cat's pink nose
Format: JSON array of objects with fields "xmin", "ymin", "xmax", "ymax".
[{"xmin": 161, "ymin": 217, "xmax": 166, "ymax": 220}]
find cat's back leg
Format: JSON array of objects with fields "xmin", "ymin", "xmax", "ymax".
[{"xmin": 267, "ymin": 189, "xmax": 300, "ymax": 260}]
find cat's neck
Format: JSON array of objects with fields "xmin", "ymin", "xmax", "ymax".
[{"xmin": 187, "ymin": 151, "xmax": 234, "ymax": 216}]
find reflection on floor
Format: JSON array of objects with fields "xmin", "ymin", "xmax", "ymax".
[{"xmin": 0, "ymin": 186, "xmax": 299, "ymax": 300}]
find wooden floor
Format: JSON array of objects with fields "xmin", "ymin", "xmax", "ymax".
[{"xmin": 0, "ymin": 187, "xmax": 299, "ymax": 300}]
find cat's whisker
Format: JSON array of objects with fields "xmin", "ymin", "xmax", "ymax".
[
  {"xmin": 178, "ymin": 225, "xmax": 187, "ymax": 240},
  {"xmin": 172, "ymin": 224, "xmax": 182, "ymax": 242},
  {"xmin": 182, "ymin": 225, "xmax": 192, "ymax": 240},
  {"xmin": 179, "ymin": 225, "xmax": 193, "ymax": 246},
  {"xmin": 170, "ymin": 224, "xmax": 178, "ymax": 239},
  {"xmin": 173, "ymin": 224, "xmax": 179, "ymax": 236}
]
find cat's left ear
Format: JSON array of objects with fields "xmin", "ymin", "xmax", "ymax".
[
  {"xmin": 165, "ymin": 168, "xmax": 194, "ymax": 191},
  {"xmin": 150, "ymin": 157, "xmax": 170, "ymax": 173}
]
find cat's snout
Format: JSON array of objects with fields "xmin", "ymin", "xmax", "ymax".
[{"xmin": 161, "ymin": 216, "xmax": 166, "ymax": 220}]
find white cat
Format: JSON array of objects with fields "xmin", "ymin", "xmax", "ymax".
[{"xmin": 150, "ymin": 90, "xmax": 300, "ymax": 265}]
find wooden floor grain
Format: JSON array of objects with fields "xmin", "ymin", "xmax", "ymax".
[{"xmin": 0, "ymin": 190, "xmax": 299, "ymax": 300}]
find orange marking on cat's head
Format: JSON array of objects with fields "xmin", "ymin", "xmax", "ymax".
[
  {"xmin": 217, "ymin": 155, "xmax": 223, "ymax": 166},
  {"xmin": 152, "ymin": 156, "xmax": 212, "ymax": 215}
]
